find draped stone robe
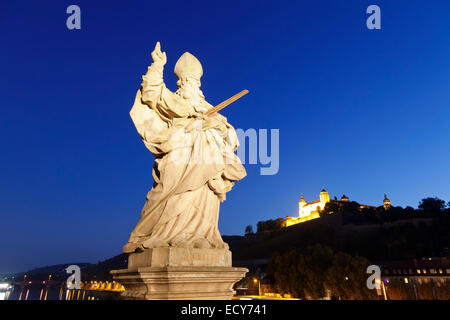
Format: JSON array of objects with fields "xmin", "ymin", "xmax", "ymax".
[{"xmin": 124, "ymin": 62, "xmax": 246, "ymax": 253}]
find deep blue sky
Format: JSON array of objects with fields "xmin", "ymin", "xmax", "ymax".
[{"xmin": 1, "ymin": 0, "xmax": 449, "ymax": 274}]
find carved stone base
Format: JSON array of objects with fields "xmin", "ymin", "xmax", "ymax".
[
  {"xmin": 111, "ymin": 266, "xmax": 248, "ymax": 300},
  {"xmin": 110, "ymin": 247, "xmax": 248, "ymax": 300},
  {"xmin": 127, "ymin": 247, "xmax": 232, "ymax": 268}
]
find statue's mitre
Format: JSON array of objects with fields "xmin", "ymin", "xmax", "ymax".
[{"xmin": 174, "ymin": 52, "xmax": 203, "ymax": 80}]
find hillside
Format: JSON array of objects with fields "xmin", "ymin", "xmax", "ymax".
[
  {"xmin": 230, "ymin": 213, "xmax": 450, "ymax": 262},
  {"xmin": 7, "ymin": 210, "xmax": 449, "ymax": 281}
]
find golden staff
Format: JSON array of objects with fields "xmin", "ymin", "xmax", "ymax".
[{"xmin": 205, "ymin": 90, "xmax": 249, "ymax": 116}]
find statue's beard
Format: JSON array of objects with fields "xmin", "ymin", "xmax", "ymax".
[{"xmin": 175, "ymin": 85, "xmax": 205, "ymax": 109}]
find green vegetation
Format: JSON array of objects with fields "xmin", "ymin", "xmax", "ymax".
[
  {"xmin": 244, "ymin": 225, "xmax": 254, "ymax": 235},
  {"xmin": 320, "ymin": 197, "xmax": 449, "ymax": 225},
  {"xmin": 256, "ymin": 218, "xmax": 286, "ymax": 233},
  {"xmin": 233, "ymin": 197, "xmax": 450, "ymax": 262},
  {"xmin": 232, "ymin": 197, "xmax": 450, "ymax": 300},
  {"xmin": 268, "ymin": 244, "xmax": 377, "ymax": 299}
]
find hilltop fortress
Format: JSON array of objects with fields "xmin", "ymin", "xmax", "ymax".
[{"xmin": 286, "ymin": 189, "xmax": 391, "ymax": 227}]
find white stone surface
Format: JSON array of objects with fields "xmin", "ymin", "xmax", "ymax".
[
  {"xmin": 123, "ymin": 42, "xmax": 246, "ymax": 253},
  {"xmin": 111, "ymin": 266, "xmax": 248, "ymax": 300},
  {"xmin": 112, "ymin": 43, "xmax": 248, "ymax": 300},
  {"xmin": 128, "ymin": 247, "xmax": 232, "ymax": 268}
]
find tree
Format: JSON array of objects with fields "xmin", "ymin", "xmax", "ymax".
[
  {"xmin": 321, "ymin": 201, "xmax": 340, "ymax": 215},
  {"xmin": 256, "ymin": 218, "xmax": 285, "ymax": 233},
  {"xmin": 245, "ymin": 225, "xmax": 254, "ymax": 235},
  {"xmin": 325, "ymin": 252, "xmax": 377, "ymax": 300},
  {"xmin": 268, "ymin": 250, "xmax": 303, "ymax": 297},
  {"xmin": 268, "ymin": 245, "xmax": 377, "ymax": 300},
  {"xmin": 419, "ymin": 197, "xmax": 446, "ymax": 213},
  {"xmin": 296, "ymin": 245, "xmax": 334, "ymax": 299}
]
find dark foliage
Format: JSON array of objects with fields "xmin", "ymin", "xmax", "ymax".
[
  {"xmin": 234, "ymin": 197, "xmax": 450, "ymax": 262},
  {"xmin": 267, "ymin": 244, "xmax": 377, "ymax": 299},
  {"xmin": 256, "ymin": 218, "xmax": 286, "ymax": 233}
]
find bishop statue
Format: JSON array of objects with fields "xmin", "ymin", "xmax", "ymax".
[{"xmin": 123, "ymin": 42, "xmax": 247, "ymax": 253}]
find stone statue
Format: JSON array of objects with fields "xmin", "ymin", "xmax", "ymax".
[
  {"xmin": 123, "ymin": 42, "xmax": 246, "ymax": 253},
  {"xmin": 112, "ymin": 42, "xmax": 249, "ymax": 300}
]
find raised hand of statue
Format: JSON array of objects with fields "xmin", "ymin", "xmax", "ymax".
[{"xmin": 151, "ymin": 42, "xmax": 167, "ymax": 66}]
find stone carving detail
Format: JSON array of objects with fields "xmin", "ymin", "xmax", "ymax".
[{"xmin": 123, "ymin": 42, "xmax": 246, "ymax": 253}]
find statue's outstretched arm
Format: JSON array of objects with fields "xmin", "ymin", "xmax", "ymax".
[
  {"xmin": 141, "ymin": 42, "xmax": 167, "ymax": 109},
  {"xmin": 140, "ymin": 42, "xmax": 191, "ymax": 120}
]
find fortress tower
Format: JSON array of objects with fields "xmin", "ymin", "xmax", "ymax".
[
  {"xmin": 319, "ymin": 189, "xmax": 330, "ymax": 207},
  {"xmin": 383, "ymin": 194, "xmax": 391, "ymax": 210},
  {"xmin": 299, "ymin": 195, "xmax": 307, "ymax": 218}
]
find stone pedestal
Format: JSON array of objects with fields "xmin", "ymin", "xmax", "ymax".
[{"xmin": 110, "ymin": 247, "xmax": 248, "ymax": 300}]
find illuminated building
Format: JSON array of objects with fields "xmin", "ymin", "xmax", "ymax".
[
  {"xmin": 285, "ymin": 189, "xmax": 391, "ymax": 227},
  {"xmin": 377, "ymin": 258, "xmax": 450, "ymax": 300},
  {"xmin": 383, "ymin": 194, "xmax": 391, "ymax": 210}
]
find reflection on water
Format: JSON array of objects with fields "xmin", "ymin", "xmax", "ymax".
[
  {"xmin": 2, "ymin": 282, "xmax": 121, "ymax": 300},
  {"xmin": 0, "ymin": 283, "xmax": 13, "ymax": 300}
]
